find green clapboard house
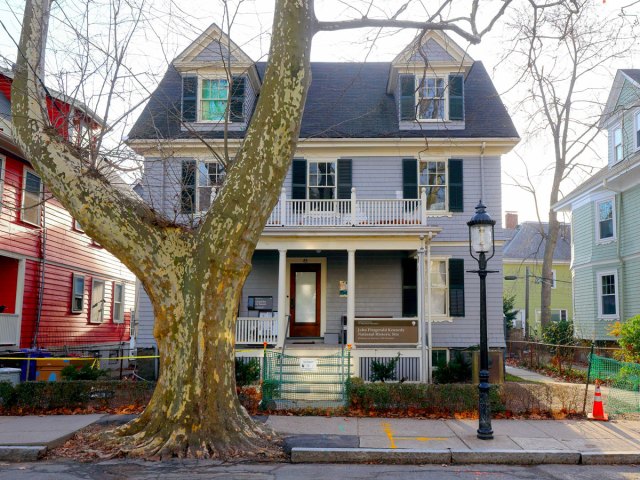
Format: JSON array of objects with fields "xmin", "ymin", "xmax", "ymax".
[
  {"xmin": 555, "ymin": 69, "xmax": 640, "ymax": 341},
  {"xmin": 503, "ymin": 219, "xmax": 572, "ymax": 338}
]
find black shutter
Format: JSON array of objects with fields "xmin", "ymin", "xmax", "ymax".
[
  {"xmin": 448, "ymin": 159, "xmax": 463, "ymax": 212},
  {"xmin": 402, "ymin": 257, "xmax": 418, "ymax": 317},
  {"xmin": 337, "ymin": 159, "xmax": 352, "ymax": 200},
  {"xmin": 182, "ymin": 76, "xmax": 197, "ymax": 123},
  {"xmin": 449, "ymin": 258, "xmax": 465, "ymax": 317},
  {"xmin": 448, "ymin": 74, "xmax": 464, "ymax": 121},
  {"xmin": 230, "ymin": 75, "xmax": 246, "ymax": 122},
  {"xmin": 399, "ymin": 75, "xmax": 416, "ymax": 121},
  {"xmin": 180, "ymin": 159, "xmax": 196, "ymax": 214},
  {"xmin": 402, "ymin": 158, "xmax": 418, "ymax": 199},
  {"xmin": 291, "ymin": 159, "xmax": 307, "ymax": 199}
]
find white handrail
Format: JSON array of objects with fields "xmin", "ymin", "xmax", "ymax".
[{"xmin": 236, "ymin": 317, "xmax": 278, "ymax": 345}]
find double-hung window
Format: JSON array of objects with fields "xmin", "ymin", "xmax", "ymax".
[
  {"xmin": 418, "ymin": 77, "xmax": 445, "ymax": 120},
  {"xmin": 551, "ymin": 270, "xmax": 557, "ymax": 289},
  {"xmin": 200, "ymin": 79, "xmax": 229, "ymax": 122},
  {"xmin": 71, "ymin": 274, "xmax": 85, "ymax": 313},
  {"xmin": 596, "ymin": 198, "xmax": 615, "ymax": 242},
  {"xmin": 429, "ymin": 259, "xmax": 448, "ymax": 316},
  {"xmin": 21, "ymin": 169, "xmax": 42, "ymax": 226},
  {"xmin": 419, "ymin": 161, "xmax": 447, "ymax": 211},
  {"xmin": 598, "ymin": 271, "xmax": 618, "ymax": 319},
  {"xmin": 90, "ymin": 279, "xmax": 106, "ymax": 324},
  {"xmin": 613, "ymin": 126, "xmax": 623, "ymax": 163},
  {"xmin": 113, "ymin": 283, "xmax": 124, "ymax": 323},
  {"xmin": 197, "ymin": 161, "xmax": 226, "ymax": 212},
  {"xmin": 308, "ymin": 161, "xmax": 336, "ymax": 200}
]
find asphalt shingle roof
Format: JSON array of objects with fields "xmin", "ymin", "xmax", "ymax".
[
  {"xmin": 128, "ymin": 61, "xmax": 518, "ymax": 140},
  {"xmin": 503, "ymin": 222, "xmax": 571, "ymax": 262}
]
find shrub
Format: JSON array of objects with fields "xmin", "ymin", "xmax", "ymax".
[
  {"xmin": 503, "ymin": 294, "xmax": 518, "ymax": 330},
  {"xmin": 542, "ymin": 320, "xmax": 575, "ymax": 373},
  {"xmin": 60, "ymin": 363, "xmax": 109, "ymax": 381},
  {"xmin": 609, "ymin": 316, "xmax": 640, "ymax": 363},
  {"xmin": 235, "ymin": 358, "xmax": 261, "ymax": 386},
  {"xmin": 369, "ymin": 353, "xmax": 400, "ymax": 382},
  {"xmin": 433, "ymin": 352, "xmax": 471, "ymax": 384}
]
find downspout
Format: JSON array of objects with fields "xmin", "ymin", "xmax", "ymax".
[
  {"xmin": 616, "ymin": 191, "xmax": 624, "ymax": 328},
  {"xmin": 480, "ymin": 141, "xmax": 486, "ymax": 200},
  {"xmin": 32, "ymin": 193, "xmax": 46, "ymax": 348}
]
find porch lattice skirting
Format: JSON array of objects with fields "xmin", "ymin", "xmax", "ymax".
[{"xmin": 260, "ymin": 350, "xmax": 352, "ymax": 409}]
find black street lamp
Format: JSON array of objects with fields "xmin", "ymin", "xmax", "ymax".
[{"xmin": 467, "ymin": 200, "xmax": 497, "ymax": 440}]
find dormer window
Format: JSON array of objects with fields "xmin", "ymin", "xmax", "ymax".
[
  {"xmin": 399, "ymin": 74, "xmax": 464, "ymax": 124},
  {"xmin": 182, "ymin": 75, "xmax": 246, "ymax": 124},
  {"xmin": 418, "ymin": 78, "xmax": 445, "ymax": 120},
  {"xmin": 613, "ymin": 125, "xmax": 623, "ymax": 163}
]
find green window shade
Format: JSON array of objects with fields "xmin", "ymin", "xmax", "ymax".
[
  {"xmin": 402, "ymin": 257, "xmax": 418, "ymax": 317},
  {"xmin": 448, "ymin": 159, "xmax": 463, "ymax": 212},
  {"xmin": 399, "ymin": 75, "xmax": 416, "ymax": 121},
  {"xmin": 448, "ymin": 258, "xmax": 465, "ymax": 317},
  {"xmin": 448, "ymin": 74, "xmax": 464, "ymax": 121},
  {"xmin": 182, "ymin": 76, "xmax": 197, "ymax": 122},
  {"xmin": 337, "ymin": 159, "xmax": 352, "ymax": 200},
  {"xmin": 402, "ymin": 158, "xmax": 418, "ymax": 199},
  {"xmin": 181, "ymin": 160, "xmax": 196, "ymax": 214},
  {"xmin": 291, "ymin": 159, "xmax": 307, "ymax": 199},
  {"xmin": 230, "ymin": 76, "xmax": 246, "ymax": 122},
  {"xmin": 201, "ymin": 79, "xmax": 228, "ymax": 121}
]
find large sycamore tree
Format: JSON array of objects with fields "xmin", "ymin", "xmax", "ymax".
[{"xmin": 13, "ymin": 0, "xmax": 514, "ymax": 458}]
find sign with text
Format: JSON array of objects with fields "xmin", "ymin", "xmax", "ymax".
[
  {"xmin": 354, "ymin": 319, "xmax": 419, "ymax": 344},
  {"xmin": 299, "ymin": 358, "xmax": 318, "ymax": 372}
]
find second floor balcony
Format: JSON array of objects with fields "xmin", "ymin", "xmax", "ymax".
[{"xmin": 266, "ymin": 187, "xmax": 435, "ymax": 228}]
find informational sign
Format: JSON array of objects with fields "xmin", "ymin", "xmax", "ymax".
[
  {"xmin": 248, "ymin": 296, "xmax": 273, "ymax": 311},
  {"xmin": 354, "ymin": 319, "xmax": 419, "ymax": 344},
  {"xmin": 299, "ymin": 358, "xmax": 318, "ymax": 371}
]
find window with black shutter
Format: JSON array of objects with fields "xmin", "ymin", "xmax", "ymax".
[
  {"xmin": 402, "ymin": 158, "xmax": 418, "ymax": 199},
  {"xmin": 291, "ymin": 159, "xmax": 307, "ymax": 200},
  {"xmin": 448, "ymin": 74, "xmax": 464, "ymax": 121},
  {"xmin": 399, "ymin": 75, "xmax": 416, "ymax": 121},
  {"xmin": 448, "ymin": 159, "xmax": 463, "ymax": 212},
  {"xmin": 402, "ymin": 257, "xmax": 418, "ymax": 317},
  {"xmin": 181, "ymin": 159, "xmax": 196, "ymax": 214},
  {"xmin": 181, "ymin": 76, "xmax": 197, "ymax": 123},
  {"xmin": 448, "ymin": 258, "xmax": 465, "ymax": 317},
  {"xmin": 230, "ymin": 76, "xmax": 246, "ymax": 122}
]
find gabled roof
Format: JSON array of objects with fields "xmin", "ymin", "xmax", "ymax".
[
  {"xmin": 391, "ymin": 30, "xmax": 473, "ymax": 66},
  {"xmin": 599, "ymin": 69, "xmax": 640, "ymax": 129},
  {"xmin": 172, "ymin": 23, "xmax": 254, "ymax": 69},
  {"xmin": 128, "ymin": 61, "xmax": 518, "ymax": 141},
  {"xmin": 503, "ymin": 222, "xmax": 571, "ymax": 263}
]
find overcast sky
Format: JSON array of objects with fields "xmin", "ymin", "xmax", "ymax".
[{"xmin": 0, "ymin": 0, "xmax": 638, "ymax": 225}]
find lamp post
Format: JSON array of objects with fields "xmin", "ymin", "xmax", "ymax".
[{"xmin": 467, "ymin": 201, "xmax": 497, "ymax": 440}]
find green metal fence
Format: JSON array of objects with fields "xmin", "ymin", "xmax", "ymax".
[
  {"xmin": 590, "ymin": 354, "xmax": 640, "ymax": 414},
  {"xmin": 261, "ymin": 349, "xmax": 351, "ymax": 409}
]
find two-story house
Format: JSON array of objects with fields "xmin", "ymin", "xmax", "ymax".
[
  {"xmin": 503, "ymin": 217, "xmax": 572, "ymax": 338},
  {"xmin": 128, "ymin": 24, "xmax": 518, "ymax": 381},
  {"xmin": 555, "ymin": 69, "xmax": 640, "ymax": 342},
  {"xmin": 0, "ymin": 68, "xmax": 137, "ymax": 356}
]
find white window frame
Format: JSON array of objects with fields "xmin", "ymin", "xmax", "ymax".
[
  {"xmin": 0, "ymin": 155, "xmax": 5, "ymax": 216},
  {"xmin": 21, "ymin": 168, "xmax": 43, "ymax": 227},
  {"xmin": 195, "ymin": 160, "xmax": 226, "ymax": 212},
  {"xmin": 416, "ymin": 76, "xmax": 448, "ymax": 122},
  {"xmin": 73, "ymin": 219, "xmax": 84, "ymax": 233},
  {"xmin": 90, "ymin": 278, "xmax": 106, "ymax": 324},
  {"xmin": 427, "ymin": 257, "xmax": 449, "ymax": 318},
  {"xmin": 613, "ymin": 124, "xmax": 623, "ymax": 164},
  {"xmin": 418, "ymin": 160, "xmax": 448, "ymax": 213},
  {"xmin": 595, "ymin": 197, "xmax": 616, "ymax": 243},
  {"xmin": 197, "ymin": 77, "xmax": 231, "ymax": 123},
  {"xmin": 551, "ymin": 270, "xmax": 557, "ymax": 289},
  {"xmin": 535, "ymin": 309, "xmax": 568, "ymax": 323},
  {"xmin": 635, "ymin": 110, "xmax": 640, "ymax": 150},
  {"xmin": 431, "ymin": 348, "xmax": 449, "ymax": 370},
  {"xmin": 112, "ymin": 282, "xmax": 125, "ymax": 324},
  {"xmin": 597, "ymin": 270, "xmax": 619, "ymax": 320},
  {"xmin": 307, "ymin": 160, "xmax": 337, "ymax": 202},
  {"xmin": 71, "ymin": 274, "xmax": 85, "ymax": 313}
]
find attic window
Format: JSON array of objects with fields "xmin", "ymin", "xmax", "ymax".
[
  {"xmin": 399, "ymin": 74, "xmax": 464, "ymax": 124},
  {"xmin": 418, "ymin": 78, "xmax": 445, "ymax": 120},
  {"xmin": 182, "ymin": 75, "xmax": 246, "ymax": 124}
]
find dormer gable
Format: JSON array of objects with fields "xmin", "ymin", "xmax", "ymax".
[{"xmin": 173, "ymin": 23, "xmax": 260, "ymax": 129}]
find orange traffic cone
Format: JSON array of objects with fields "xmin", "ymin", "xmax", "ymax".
[{"xmin": 588, "ymin": 382, "xmax": 609, "ymax": 421}]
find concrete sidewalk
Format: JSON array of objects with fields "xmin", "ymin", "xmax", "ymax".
[{"xmin": 1, "ymin": 414, "xmax": 639, "ymax": 465}]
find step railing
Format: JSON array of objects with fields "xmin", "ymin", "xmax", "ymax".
[
  {"xmin": 236, "ymin": 317, "xmax": 278, "ymax": 345},
  {"xmin": 266, "ymin": 187, "xmax": 430, "ymax": 227}
]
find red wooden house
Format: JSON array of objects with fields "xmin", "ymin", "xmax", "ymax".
[{"xmin": 0, "ymin": 68, "xmax": 137, "ymax": 354}]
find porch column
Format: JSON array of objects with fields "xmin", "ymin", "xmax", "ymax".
[
  {"xmin": 417, "ymin": 237, "xmax": 426, "ymax": 382},
  {"xmin": 347, "ymin": 249, "xmax": 356, "ymax": 345},
  {"xmin": 276, "ymin": 249, "xmax": 287, "ymax": 348}
]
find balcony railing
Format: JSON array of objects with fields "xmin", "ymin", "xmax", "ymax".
[
  {"xmin": 0, "ymin": 313, "xmax": 20, "ymax": 346},
  {"xmin": 267, "ymin": 187, "xmax": 430, "ymax": 227},
  {"xmin": 236, "ymin": 317, "xmax": 278, "ymax": 345}
]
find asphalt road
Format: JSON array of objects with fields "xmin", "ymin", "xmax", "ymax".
[{"xmin": 1, "ymin": 462, "xmax": 639, "ymax": 479}]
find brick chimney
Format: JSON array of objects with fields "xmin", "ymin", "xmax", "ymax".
[{"xmin": 505, "ymin": 211, "xmax": 518, "ymax": 230}]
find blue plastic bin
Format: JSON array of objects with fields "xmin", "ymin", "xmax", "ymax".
[{"xmin": 19, "ymin": 349, "xmax": 52, "ymax": 381}]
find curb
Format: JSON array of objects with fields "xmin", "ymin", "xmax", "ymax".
[
  {"xmin": 0, "ymin": 446, "xmax": 47, "ymax": 462},
  {"xmin": 291, "ymin": 448, "xmax": 639, "ymax": 465}
]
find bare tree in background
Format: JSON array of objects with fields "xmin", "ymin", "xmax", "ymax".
[
  {"xmin": 12, "ymin": 0, "xmax": 579, "ymax": 460},
  {"xmin": 502, "ymin": 0, "xmax": 635, "ymax": 334}
]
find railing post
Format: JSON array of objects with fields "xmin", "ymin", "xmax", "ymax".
[
  {"xmin": 279, "ymin": 187, "xmax": 287, "ymax": 226},
  {"xmin": 351, "ymin": 187, "xmax": 357, "ymax": 226},
  {"xmin": 420, "ymin": 187, "xmax": 427, "ymax": 225}
]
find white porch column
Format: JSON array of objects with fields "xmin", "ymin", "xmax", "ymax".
[
  {"xmin": 417, "ymin": 236, "xmax": 426, "ymax": 383},
  {"xmin": 347, "ymin": 249, "xmax": 356, "ymax": 345},
  {"xmin": 426, "ymin": 234, "xmax": 433, "ymax": 384},
  {"xmin": 276, "ymin": 249, "xmax": 287, "ymax": 348}
]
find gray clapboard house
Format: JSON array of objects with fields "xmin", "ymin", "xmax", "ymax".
[{"xmin": 128, "ymin": 24, "xmax": 518, "ymax": 380}]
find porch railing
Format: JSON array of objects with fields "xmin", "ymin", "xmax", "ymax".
[
  {"xmin": 266, "ymin": 187, "xmax": 430, "ymax": 227},
  {"xmin": 0, "ymin": 313, "xmax": 20, "ymax": 346},
  {"xmin": 236, "ymin": 317, "xmax": 278, "ymax": 345}
]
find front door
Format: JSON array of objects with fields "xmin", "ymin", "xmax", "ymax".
[{"xmin": 290, "ymin": 263, "xmax": 321, "ymax": 337}]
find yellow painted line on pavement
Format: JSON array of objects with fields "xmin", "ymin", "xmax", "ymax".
[{"xmin": 381, "ymin": 422, "xmax": 397, "ymax": 449}]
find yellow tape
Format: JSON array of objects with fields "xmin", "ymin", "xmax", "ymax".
[{"xmin": 0, "ymin": 355, "xmax": 160, "ymax": 361}]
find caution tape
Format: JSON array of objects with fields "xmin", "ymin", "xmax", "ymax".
[{"xmin": 0, "ymin": 349, "xmax": 260, "ymax": 362}]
